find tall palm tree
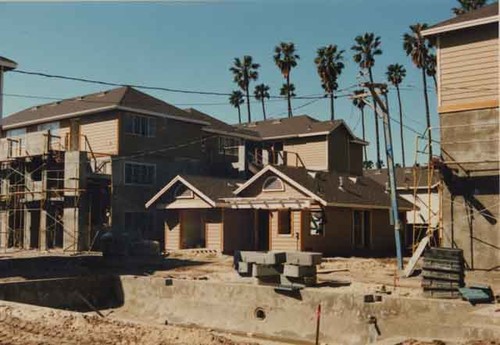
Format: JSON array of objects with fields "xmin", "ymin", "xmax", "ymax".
[
  {"xmin": 352, "ymin": 89, "xmax": 368, "ymax": 161},
  {"xmin": 314, "ymin": 44, "xmax": 345, "ymax": 120},
  {"xmin": 452, "ymin": 0, "xmax": 487, "ymax": 15},
  {"xmin": 351, "ymin": 33, "xmax": 383, "ymax": 168},
  {"xmin": 230, "ymin": 56, "xmax": 259, "ymax": 123},
  {"xmin": 426, "ymin": 53, "xmax": 437, "ymax": 89},
  {"xmin": 274, "ymin": 42, "xmax": 299, "ymax": 117},
  {"xmin": 386, "ymin": 63, "xmax": 407, "ymax": 167},
  {"xmin": 254, "ymin": 84, "xmax": 270, "ymax": 120},
  {"xmin": 403, "ymin": 23, "xmax": 433, "ymax": 160},
  {"xmin": 229, "ymin": 90, "xmax": 245, "ymax": 124},
  {"xmin": 280, "ymin": 84, "xmax": 296, "ymax": 107}
]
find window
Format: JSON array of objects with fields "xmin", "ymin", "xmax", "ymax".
[
  {"xmin": 124, "ymin": 162, "xmax": 156, "ymax": 185},
  {"xmin": 37, "ymin": 122, "xmax": 60, "ymax": 132},
  {"xmin": 218, "ymin": 136, "xmax": 241, "ymax": 157},
  {"xmin": 124, "ymin": 115, "xmax": 156, "ymax": 137},
  {"xmin": 262, "ymin": 176, "xmax": 285, "ymax": 192},
  {"xmin": 5, "ymin": 128, "xmax": 26, "ymax": 138},
  {"xmin": 278, "ymin": 210, "xmax": 292, "ymax": 235},
  {"xmin": 310, "ymin": 210, "xmax": 325, "ymax": 236},
  {"xmin": 173, "ymin": 184, "xmax": 194, "ymax": 199},
  {"xmin": 353, "ymin": 210, "xmax": 371, "ymax": 248}
]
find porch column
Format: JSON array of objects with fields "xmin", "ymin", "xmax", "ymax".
[
  {"xmin": 23, "ymin": 207, "xmax": 31, "ymax": 250},
  {"xmin": 0, "ymin": 211, "xmax": 8, "ymax": 249}
]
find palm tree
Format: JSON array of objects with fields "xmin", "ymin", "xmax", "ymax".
[
  {"xmin": 229, "ymin": 56, "xmax": 260, "ymax": 123},
  {"xmin": 403, "ymin": 23, "xmax": 433, "ymax": 160},
  {"xmin": 386, "ymin": 63, "xmax": 407, "ymax": 167},
  {"xmin": 274, "ymin": 42, "xmax": 299, "ymax": 117},
  {"xmin": 352, "ymin": 33, "xmax": 383, "ymax": 168},
  {"xmin": 314, "ymin": 45, "xmax": 345, "ymax": 120},
  {"xmin": 426, "ymin": 53, "xmax": 437, "ymax": 89},
  {"xmin": 280, "ymin": 84, "xmax": 296, "ymax": 107},
  {"xmin": 352, "ymin": 89, "xmax": 368, "ymax": 161},
  {"xmin": 452, "ymin": 0, "xmax": 487, "ymax": 15},
  {"xmin": 229, "ymin": 90, "xmax": 245, "ymax": 124},
  {"xmin": 254, "ymin": 84, "xmax": 270, "ymax": 120}
]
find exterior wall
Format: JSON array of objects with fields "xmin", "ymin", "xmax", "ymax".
[
  {"xmin": 438, "ymin": 24, "xmax": 499, "ymax": 110},
  {"xmin": 283, "ymin": 136, "xmax": 328, "ymax": 171},
  {"xmin": 269, "ymin": 210, "xmax": 301, "ymax": 251},
  {"xmin": 239, "ymin": 170, "xmax": 307, "ymax": 200},
  {"xmin": 79, "ymin": 115, "xmax": 119, "ymax": 155},
  {"xmin": 439, "ymin": 107, "xmax": 499, "ymax": 270},
  {"xmin": 205, "ymin": 209, "xmax": 222, "ymax": 251},
  {"xmin": 328, "ymin": 128, "xmax": 349, "ymax": 173},
  {"xmin": 349, "ymin": 143, "xmax": 363, "ymax": 176},
  {"xmin": 301, "ymin": 207, "xmax": 396, "ymax": 257},
  {"xmin": 164, "ymin": 211, "xmax": 180, "ymax": 251}
]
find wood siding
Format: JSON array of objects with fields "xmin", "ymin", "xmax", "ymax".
[
  {"xmin": 283, "ymin": 136, "xmax": 328, "ymax": 170},
  {"xmin": 164, "ymin": 193, "xmax": 212, "ymax": 209},
  {"xmin": 328, "ymin": 128, "xmax": 350, "ymax": 173},
  {"xmin": 80, "ymin": 118, "xmax": 119, "ymax": 155},
  {"xmin": 439, "ymin": 24, "xmax": 499, "ymax": 108},
  {"xmin": 205, "ymin": 210, "xmax": 222, "ymax": 251},
  {"xmin": 269, "ymin": 210, "xmax": 300, "ymax": 251},
  {"xmin": 164, "ymin": 211, "xmax": 181, "ymax": 251},
  {"xmin": 240, "ymin": 170, "xmax": 308, "ymax": 200}
]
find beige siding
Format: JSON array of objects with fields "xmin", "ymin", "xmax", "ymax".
[
  {"xmin": 283, "ymin": 136, "xmax": 328, "ymax": 170},
  {"xmin": 439, "ymin": 24, "xmax": 499, "ymax": 107},
  {"xmin": 205, "ymin": 210, "xmax": 222, "ymax": 251},
  {"xmin": 165, "ymin": 193, "xmax": 212, "ymax": 209},
  {"xmin": 164, "ymin": 212, "xmax": 181, "ymax": 251},
  {"xmin": 269, "ymin": 210, "xmax": 300, "ymax": 251},
  {"xmin": 240, "ymin": 171, "xmax": 308, "ymax": 200},
  {"xmin": 80, "ymin": 118, "xmax": 119, "ymax": 155}
]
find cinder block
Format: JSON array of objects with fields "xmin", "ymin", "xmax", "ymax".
[
  {"xmin": 237, "ymin": 261, "xmax": 252, "ymax": 276},
  {"xmin": 280, "ymin": 274, "xmax": 317, "ymax": 287},
  {"xmin": 285, "ymin": 252, "xmax": 322, "ymax": 266},
  {"xmin": 283, "ymin": 264, "xmax": 316, "ymax": 278},
  {"xmin": 252, "ymin": 264, "xmax": 281, "ymax": 277},
  {"xmin": 240, "ymin": 251, "xmax": 286, "ymax": 265}
]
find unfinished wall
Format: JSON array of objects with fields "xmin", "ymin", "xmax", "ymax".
[
  {"xmin": 269, "ymin": 210, "xmax": 300, "ymax": 251},
  {"xmin": 283, "ymin": 136, "xmax": 328, "ymax": 171},
  {"xmin": 222, "ymin": 209, "xmax": 254, "ymax": 253},
  {"xmin": 164, "ymin": 211, "xmax": 180, "ymax": 251},
  {"xmin": 328, "ymin": 127, "xmax": 350, "ymax": 173},
  {"xmin": 205, "ymin": 209, "xmax": 222, "ymax": 251}
]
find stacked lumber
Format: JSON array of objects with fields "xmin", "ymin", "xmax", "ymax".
[{"xmin": 422, "ymin": 248, "xmax": 465, "ymax": 299}]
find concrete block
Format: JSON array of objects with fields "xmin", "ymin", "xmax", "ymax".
[
  {"xmin": 280, "ymin": 274, "xmax": 317, "ymax": 287},
  {"xmin": 252, "ymin": 264, "xmax": 281, "ymax": 278},
  {"xmin": 285, "ymin": 252, "xmax": 322, "ymax": 266},
  {"xmin": 283, "ymin": 264, "xmax": 316, "ymax": 278},
  {"xmin": 237, "ymin": 262, "xmax": 252, "ymax": 276},
  {"xmin": 240, "ymin": 251, "xmax": 286, "ymax": 265}
]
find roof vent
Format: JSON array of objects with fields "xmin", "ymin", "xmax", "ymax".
[
  {"xmin": 97, "ymin": 91, "xmax": 108, "ymax": 97},
  {"xmin": 338, "ymin": 176, "xmax": 345, "ymax": 191},
  {"xmin": 272, "ymin": 119, "xmax": 281, "ymax": 124},
  {"xmin": 76, "ymin": 96, "xmax": 84, "ymax": 101},
  {"xmin": 307, "ymin": 171, "xmax": 317, "ymax": 179},
  {"xmin": 49, "ymin": 101, "xmax": 61, "ymax": 107},
  {"xmin": 247, "ymin": 123, "xmax": 257, "ymax": 127},
  {"xmin": 30, "ymin": 106, "xmax": 40, "ymax": 111},
  {"xmin": 349, "ymin": 176, "xmax": 358, "ymax": 184}
]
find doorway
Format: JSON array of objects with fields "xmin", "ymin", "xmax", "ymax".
[{"xmin": 256, "ymin": 210, "xmax": 269, "ymax": 251}]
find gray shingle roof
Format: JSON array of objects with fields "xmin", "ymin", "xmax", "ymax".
[
  {"xmin": 181, "ymin": 174, "xmax": 244, "ymax": 200},
  {"xmin": 427, "ymin": 2, "xmax": 498, "ymax": 31},
  {"xmin": 364, "ymin": 167, "xmax": 440, "ymax": 190}
]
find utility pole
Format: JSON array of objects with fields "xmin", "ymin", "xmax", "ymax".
[{"xmin": 360, "ymin": 83, "xmax": 403, "ymax": 271}]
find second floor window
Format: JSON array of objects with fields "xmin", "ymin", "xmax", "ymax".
[
  {"xmin": 218, "ymin": 136, "xmax": 241, "ymax": 157},
  {"xmin": 125, "ymin": 115, "xmax": 156, "ymax": 137},
  {"xmin": 124, "ymin": 162, "xmax": 156, "ymax": 185},
  {"xmin": 5, "ymin": 128, "xmax": 26, "ymax": 138}
]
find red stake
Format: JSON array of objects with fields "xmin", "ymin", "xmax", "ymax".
[{"xmin": 315, "ymin": 304, "xmax": 321, "ymax": 345}]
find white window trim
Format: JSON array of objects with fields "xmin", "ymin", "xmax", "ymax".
[
  {"xmin": 262, "ymin": 176, "xmax": 285, "ymax": 192},
  {"xmin": 123, "ymin": 161, "xmax": 156, "ymax": 186}
]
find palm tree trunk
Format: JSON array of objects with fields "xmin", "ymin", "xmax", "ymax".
[
  {"xmin": 361, "ymin": 107, "xmax": 367, "ymax": 161},
  {"xmin": 286, "ymin": 74, "xmax": 292, "ymax": 117},
  {"xmin": 330, "ymin": 92, "xmax": 335, "ymax": 121},
  {"xmin": 422, "ymin": 68, "xmax": 433, "ymax": 161},
  {"xmin": 261, "ymin": 99, "xmax": 266, "ymax": 120},
  {"xmin": 396, "ymin": 85, "xmax": 405, "ymax": 167},
  {"xmin": 369, "ymin": 68, "xmax": 381, "ymax": 169},
  {"xmin": 237, "ymin": 106, "xmax": 241, "ymax": 124},
  {"xmin": 245, "ymin": 87, "xmax": 252, "ymax": 123}
]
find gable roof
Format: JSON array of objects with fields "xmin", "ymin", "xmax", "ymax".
[
  {"xmin": 422, "ymin": 3, "xmax": 499, "ymax": 36},
  {"xmin": 1, "ymin": 86, "xmax": 211, "ymax": 129},
  {"xmin": 236, "ymin": 115, "xmax": 368, "ymax": 143},
  {"xmin": 183, "ymin": 108, "xmax": 259, "ymax": 140},
  {"xmin": 146, "ymin": 174, "xmax": 243, "ymax": 208},
  {"xmin": 234, "ymin": 165, "xmax": 414, "ymax": 210},
  {"xmin": 364, "ymin": 167, "xmax": 440, "ymax": 190}
]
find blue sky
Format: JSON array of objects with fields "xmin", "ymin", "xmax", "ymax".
[{"xmin": 0, "ymin": 0, "xmax": 461, "ymax": 165}]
